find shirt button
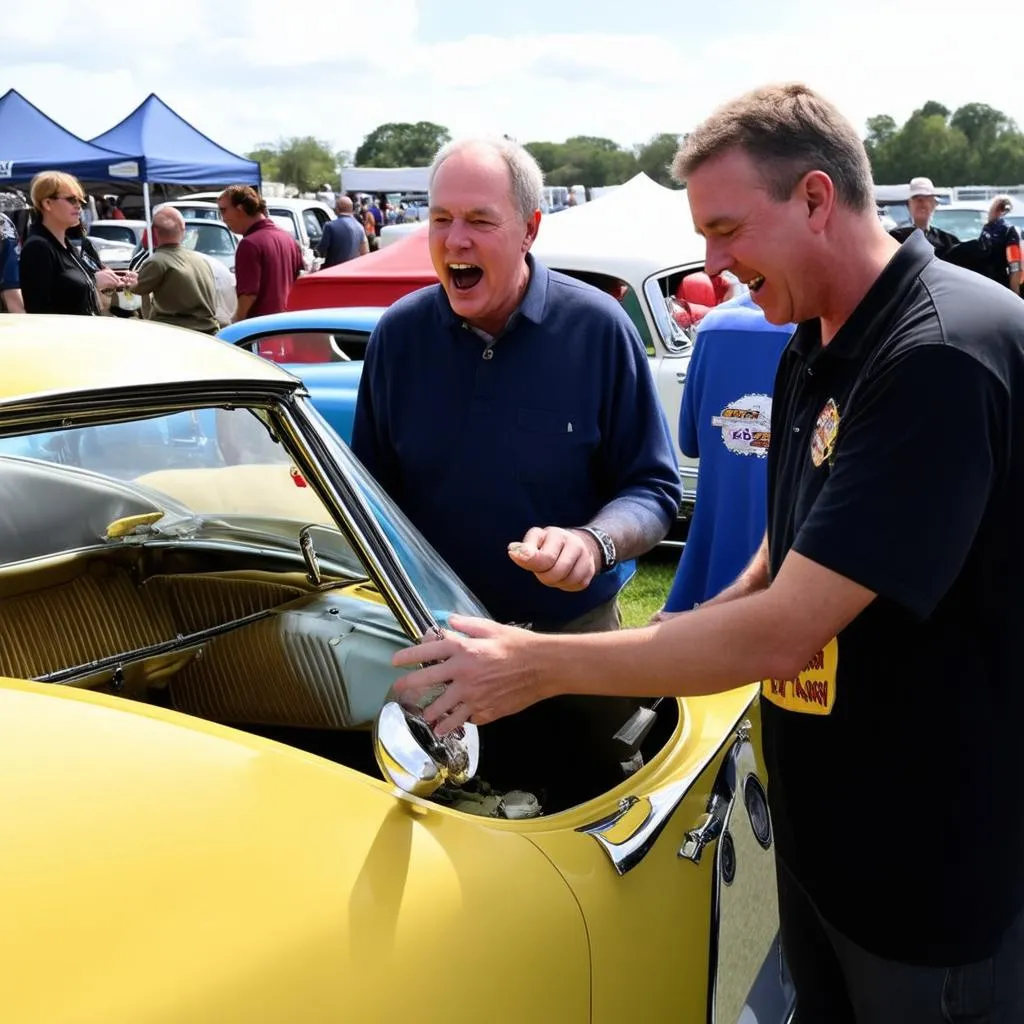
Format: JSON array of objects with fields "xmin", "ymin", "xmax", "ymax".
[
  {"xmin": 793, "ymin": 426, "xmax": 801, "ymax": 433},
  {"xmin": 806, "ymin": 367, "xmax": 814, "ymax": 376}
]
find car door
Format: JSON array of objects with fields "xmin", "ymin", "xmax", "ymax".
[{"xmin": 527, "ymin": 694, "xmax": 792, "ymax": 1024}]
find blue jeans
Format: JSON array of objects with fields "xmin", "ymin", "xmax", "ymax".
[{"xmin": 777, "ymin": 858, "xmax": 1024, "ymax": 1023}]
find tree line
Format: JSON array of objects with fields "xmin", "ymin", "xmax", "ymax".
[{"xmin": 247, "ymin": 102, "xmax": 1024, "ymax": 194}]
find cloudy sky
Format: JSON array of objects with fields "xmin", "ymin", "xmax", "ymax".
[{"xmin": 2, "ymin": 0, "xmax": 1014, "ymax": 164}]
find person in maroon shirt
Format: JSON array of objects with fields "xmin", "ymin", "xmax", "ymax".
[{"xmin": 217, "ymin": 185, "xmax": 302, "ymax": 321}]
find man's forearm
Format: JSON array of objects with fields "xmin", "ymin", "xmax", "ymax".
[
  {"xmin": 587, "ymin": 497, "xmax": 670, "ymax": 561},
  {"xmin": 233, "ymin": 294, "xmax": 256, "ymax": 322},
  {"xmin": 701, "ymin": 534, "xmax": 771, "ymax": 609},
  {"xmin": 1, "ymin": 288, "xmax": 23, "ymax": 313}
]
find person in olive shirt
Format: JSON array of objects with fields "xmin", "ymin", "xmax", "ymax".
[
  {"xmin": 132, "ymin": 207, "xmax": 219, "ymax": 334},
  {"xmin": 889, "ymin": 176, "xmax": 960, "ymax": 257}
]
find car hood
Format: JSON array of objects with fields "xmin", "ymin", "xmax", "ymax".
[{"xmin": 0, "ymin": 679, "xmax": 589, "ymax": 1023}]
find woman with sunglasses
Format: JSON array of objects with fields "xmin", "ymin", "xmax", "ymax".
[{"xmin": 20, "ymin": 171, "xmax": 125, "ymax": 314}]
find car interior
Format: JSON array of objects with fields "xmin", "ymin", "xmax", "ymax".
[{"xmin": 0, "ymin": 440, "xmax": 678, "ymax": 819}]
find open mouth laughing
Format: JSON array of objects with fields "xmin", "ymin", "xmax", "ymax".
[
  {"xmin": 449, "ymin": 263, "xmax": 484, "ymax": 291},
  {"xmin": 748, "ymin": 274, "xmax": 765, "ymax": 293}
]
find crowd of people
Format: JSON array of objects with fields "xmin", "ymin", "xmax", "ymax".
[{"xmin": 3, "ymin": 81, "xmax": 1024, "ymax": 1022}]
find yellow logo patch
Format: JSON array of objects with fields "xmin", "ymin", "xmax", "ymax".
[
  {"xmin": 810, "ymin": 398, "xmax": 839, "ymax": 468},
  {"xmin": 761, "ymin": 638, "xmax": 838, "ymax": 715}
]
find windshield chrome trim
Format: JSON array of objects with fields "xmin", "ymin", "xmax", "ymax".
[{"xmin": 274, "ymin": 400, "xmax": 435, "ymax": 641}]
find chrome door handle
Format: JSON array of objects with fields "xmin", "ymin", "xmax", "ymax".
[
  {"xmin": 679, "ymin": 793, "xmax": 728, "ymax": 864},
  {"xmin": 678, "ymin": 719, "xmax": 756, "ymax": 865}
]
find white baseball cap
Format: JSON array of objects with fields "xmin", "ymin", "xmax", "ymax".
[{"xmin": 908, "ymin": 176, "xmax": 941, "ymax": 198}]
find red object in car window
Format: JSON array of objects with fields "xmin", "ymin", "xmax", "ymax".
[{"xmin": 254, "ymin": 334, "xmax": 334, "ymax": 363}]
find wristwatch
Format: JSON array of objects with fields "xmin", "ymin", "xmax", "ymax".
[{"xmin": 578, "ymin": 526, "xmax": 617, "ymax": 573}]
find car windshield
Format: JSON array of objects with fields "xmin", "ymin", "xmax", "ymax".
[
  {"xmin": 930, "ymin": 208, "xmax": 985, "ymax": 239},
  {"xmin": 184, "ymin": 224, "xmax": 235, "ymax": 256},
  {"xmin": 0, "ymin": 400, "xmax": 486, "ymax": 629},
  {"xmin": 269, "ymin": 211, "xmax": 300, "ymax": 239}
]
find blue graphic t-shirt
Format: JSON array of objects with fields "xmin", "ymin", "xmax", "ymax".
[
  {"xmin": 0, "ymin": 213, "xmax": 21, "ymax": 300},
  {"xmin": 665, "ymin": 293, "xmax": 794, "ymax": 611}
]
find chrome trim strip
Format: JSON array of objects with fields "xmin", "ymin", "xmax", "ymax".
[{"xmin": 576, "ymin": 693, "xmax": 757, "ymax": 875}]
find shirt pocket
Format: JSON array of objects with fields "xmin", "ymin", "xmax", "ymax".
[{"xmin": 514, "ymin": 406, "xmax": 599, "ymax": 484}]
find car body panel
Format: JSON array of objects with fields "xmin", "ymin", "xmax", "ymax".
[
  {"xmin": 0, "ymin": 315, "xmax": 292, "ymax": 406},
  {"xmin": 0, "ymin": 677, "xmax": 590, "ymax": 1024},
  {"xmin": 0, "ymin": 315, "xmax": 792, "ymax": 1022}
]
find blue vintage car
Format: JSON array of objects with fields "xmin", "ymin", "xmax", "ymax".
[{"xmin": 217, "ymin": 307, "xmax": 384, "ymax": 442}]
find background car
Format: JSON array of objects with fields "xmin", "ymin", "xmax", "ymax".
[
  {"xmin": 181, "ymin": 192, "xmax": 336, "ymax": 273},
  {"xmin": 0, "ymin": 313, "xmax": 794, "ymax": 1023},
  {"xmin": 218, "ymin": 307, "xmax": 385, "ymax": 441},
  {"xmin": 88, "ymin": 218, "xmax": 148, "ymax": 248},
  {"xmin": 930, "ymin": 198, "xmax": 1024, "ymax": 240}
]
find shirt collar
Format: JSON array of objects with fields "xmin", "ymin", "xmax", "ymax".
[
  {"xmin": 435, "ymin": 252, "xmax": 551, "ymax": 335},
  {"xmin": 791, "ymin": 230, "xmax": 935, "ymax": 365}
]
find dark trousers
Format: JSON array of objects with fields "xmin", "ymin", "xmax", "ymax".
[{"xmin": 777, "ymin": 858, "xmax": 1024, "ymax": 1023}]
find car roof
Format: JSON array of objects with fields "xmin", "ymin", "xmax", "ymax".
[
  {"xmin": 0, "ymin": 316, "xmax": 296, "ymax": 408},
  {"xmin": 264, "ymin": 198, "xmax": 334, "ymax": 213},
  {"xmin": 90, "ymin": 219, "xmax": 148, "ymax": 229},
  {"xmin": 217, "ymin": 307, "xmax": 386, "ymax": 342}
]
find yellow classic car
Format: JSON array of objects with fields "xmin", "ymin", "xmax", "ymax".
[{"xmin": 0, "ymin": 315, "xmax": 794, "ymax": 1024}]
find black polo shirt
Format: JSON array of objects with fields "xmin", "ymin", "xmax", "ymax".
[
  {"xmin": 764, "ymin": 231, "xmax": 1024, "ymax": 965},
  {"xmin": 890, "ymin": 222, "xmax": 961, "ymax": 258}
]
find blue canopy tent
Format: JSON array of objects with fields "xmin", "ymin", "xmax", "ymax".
[
  {"xmin": 89, "ymin": 94, "xmax": 261, "ymax": 249},
  {"xmin": 0, "ymin": 89, "xmax": 137, "ymax": 185}
]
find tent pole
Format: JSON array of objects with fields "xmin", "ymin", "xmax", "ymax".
[{"xmin": 143, "ymin": 183, "xmax": 153, "ymax": 254}]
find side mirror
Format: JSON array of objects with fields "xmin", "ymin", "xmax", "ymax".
[{"xmin": 374, "ymin": 700, "xmax": 480, "ymax": 797}]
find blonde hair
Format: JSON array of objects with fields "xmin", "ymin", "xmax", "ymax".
[
  {"xmin": 673, "ymin": 83, "xmax": 874, "ymax": 212},
  {"xmin": 29, "ymin": 171, "xmax": 85, "ymax": 214}
]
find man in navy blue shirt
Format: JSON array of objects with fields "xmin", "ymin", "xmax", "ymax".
[
  {"xmin": 316, "ymin": 196, "xmax": 369, "ymax": 267},
  {"xmin": 351, "ymin": 137, "xmax": 681, "ymax": 632},
  {"xmin": 654, "ymin": 288, "xmax": 793, "ymax": 616}
]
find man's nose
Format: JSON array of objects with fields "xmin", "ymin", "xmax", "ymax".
[
  {"xmin": 445, "ymin": 218, "xmax": 472, "ymax": 249},
  {"xmin": 703, "ymin": 241, "xmax": 731, "ymax": 277}
]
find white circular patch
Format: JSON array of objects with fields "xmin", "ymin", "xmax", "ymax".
[{"xmin": 710, "ymin": 393, "xmax": 773, "ymax": 457}]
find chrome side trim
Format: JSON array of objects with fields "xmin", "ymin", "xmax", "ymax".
[{"xmin": 576, "ymin": 695, "xmax": 756, "ymax": 875}]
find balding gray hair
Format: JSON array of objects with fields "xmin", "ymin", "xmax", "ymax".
[
  {"xmin": 429, "ymin": 137, "xmax": 544, "ymax": 223},
  {"xmin": 152, "ymin": 206, "xmax": 185, "ymax": 241}
]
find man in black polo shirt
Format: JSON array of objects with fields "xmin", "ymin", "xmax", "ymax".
[{"xmin": 392, "ymin": 84, "xmax": 1024, "ymax": 1022}]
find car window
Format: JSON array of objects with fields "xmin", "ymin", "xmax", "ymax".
[
  {"xmin": 90, "ymin": 225, "xmax": 137, "ymax": 245},
  {"xmin": 303, "ymin": 210, "xmax": 324, "ymax": 245},
  {"xmin": 246, "ymin": 330, "xmax": 365, "ymax": 363},
  {"xmin": 269, "ymin": 210, "xmax": 300, "ymax": 240},
  {"xmin": 185, "ymin": 224, "xmax": 235, "ymax": 256},
  {"xmin": 930, "ymin": 209, "xmax": 986, "ymax": 239},
  {"xmin": 554, "ymin": 269, "xmax": 656, "ymax": 354}
]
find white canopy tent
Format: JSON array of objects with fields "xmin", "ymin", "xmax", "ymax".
[
  {"xmin": 339, "ymin": 166, "xmax": 431, "ymax": 194},
  {"xmin": 533, "ymin": 172, "xmax": 706, "ymax": 281}
]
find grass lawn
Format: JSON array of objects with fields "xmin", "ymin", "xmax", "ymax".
[{"xmin": 619, "ymin": 550, "xmax": 679, "ymax": 628}]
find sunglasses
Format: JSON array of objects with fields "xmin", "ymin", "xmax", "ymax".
[{"xmin": 51, "ymin": 194, "xmax": 86, "ymax": 208}]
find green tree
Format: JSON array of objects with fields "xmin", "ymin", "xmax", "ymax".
[
  {"xmin": 245, "ymin": 137, "xmax": 338, "ymax": 192},
  {"xmin": 634, "ymin": 133, "xmax": 683, "ymax": 188},
  {"xmin": 950, "ymin": 103, "xmax": 1014, "ymax": 150},
  {"xmin": 246, "ymin": 145, "xmax": 281, "ymax": 183},
  {"xmin": 354, "ymin": 122, "xmax": 452, "ymax": 167}
]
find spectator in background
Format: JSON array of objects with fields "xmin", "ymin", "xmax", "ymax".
[
  {"xmin": 0, "ymin": 212, "xmax": 24, "ymax": 313},
  {"xmin": 131, "ymin": 207, "xmax": 219, "ymax": 334},
  {"xmin": 317, "ymin": 196, "xmax": 369, "ymax": 267},
  {"xmin": 652, "ymin": 283, "xmax": 793, "ymax": 620},
  {"xmin": 889, "ymin": 176, "xmax": 960, "ymax": 257},
  {"xmin": 20, "ymin": 171, "xmax": 122, "ymax": 315},
  {"xmin": 217, "ymin": 185, "xmax": 302, "ymax": 321},
  {"xmin": 979, "ymin": 195, "xmax": 1022, "ymax": 293}
]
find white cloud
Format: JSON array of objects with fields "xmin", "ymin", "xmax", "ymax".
[{"xmin": 2, "ymin": 0, "xmax": 1021, "ymax": 180}]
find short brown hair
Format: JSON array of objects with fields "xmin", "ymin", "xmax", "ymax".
[
  {"xmin": 673, "ymin": 83, "xmax": 874, "ymax": 212},
  {"xmin": 218, "ymin": 185, "xmax": 266, "ymax": 216}
]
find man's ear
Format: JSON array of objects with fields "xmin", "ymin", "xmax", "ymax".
[
  {"xmin": 800, "ymin": 170, "xmax": 836, "ymax": 234},
  {"xmin": 523, "ymin": 209, "xmax": 541, "ymax": 251}
]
